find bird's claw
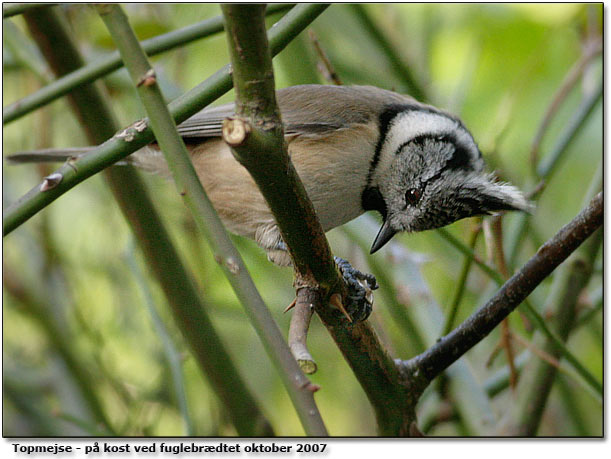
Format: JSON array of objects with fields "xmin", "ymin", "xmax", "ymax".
[{"xmin": 333, "ymin": 256, "xmax": 378, "ymax": 322}]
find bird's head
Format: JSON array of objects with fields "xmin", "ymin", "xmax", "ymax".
[{"xmin": 367, "ymin": 108, "xmax": 532, "ymax": 253}]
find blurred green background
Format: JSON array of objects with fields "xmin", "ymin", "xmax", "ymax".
[{"xmin": 2, "ymin": 4, "xmax": 602, "ymax": 436}]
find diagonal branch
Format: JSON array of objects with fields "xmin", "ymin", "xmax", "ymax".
[
  {"xmin": 221, "ymin": 4, "xmax": 419, "ymax": 436},
  {"xmin": 3, "ymin": 4, "xmax": 329, "ymax": 236},
  {"xmin": 3, "ymin": 3, "xmax": 292, "ymax": 124},
  {"xmin": 348, "ymin": 4, "xmax": 427, "ymax": 101},
  {"xmin": 400, "ymin": 192, "xmax": 602, "ymax": 389},
  {"xmin": 97, "ymin": 3, "xmax": 328, "ymax": 436},
  {"xmin": 23, "ymin": 4, "xmax": 273, "ymax": 436}
]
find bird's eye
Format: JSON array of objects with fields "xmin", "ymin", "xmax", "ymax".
[{"xmin": 405, "ymin": 188, "xmax": 422, "ymax": 206}]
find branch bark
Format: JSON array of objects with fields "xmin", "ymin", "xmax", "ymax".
[
  {"xmin": 221, "ymin": 4, "xmax": 420, "ymax": 436},
  {"xmin": 400, "ymin": 192, "xmax": 603, "ymax": 388},
  {"xmin": 288, "ymin": 290, "xmax": 317, "ymax": 374}
]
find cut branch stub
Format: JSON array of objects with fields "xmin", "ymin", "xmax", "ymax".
[
  {"xmin": 222, "ymin": 117, "xmax": 252, "ymax": 147},
  {"xmin": 288, "ymin": 288, "xmax": 318, "ymax": 374}
]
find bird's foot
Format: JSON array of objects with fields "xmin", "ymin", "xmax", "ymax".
[{"xmin": 333, "ymin": 257, "xmax": 378, "ymax": 322}]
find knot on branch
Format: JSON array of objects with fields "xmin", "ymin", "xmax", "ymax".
[{"xmin": 137, "ymin": 68, "xmax": 157, "ymax": 87}]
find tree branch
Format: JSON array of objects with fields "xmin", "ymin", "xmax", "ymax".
[
  {"xmin": 401, "ymin": 192, "xmax": 602, "ymax": 387},
  {"xmin": 3, "ymin": 2, "xmax": 54, "ymax": 18},
  {"xmin": 436, "ymin": 214, "xmax": 601, "ymax": 393},
  {"xmin": 288, "ymin": 289, "xmax": 317, "ymax": 374},
  {"xmin": 98, "ymin": 3, "xmax": 328, "ymax": 436},
  {"xmin": 510, "ymin": 175, "xmax": 603, "ymax": 435},
  {"xmin": 24, "ymin": 4, "xmax": 273, "ymax": 436},
  {"xmin": 3, "ymin": 4, "xmax": 329, "ymax": 236},
  {"xmin": 221, "ymin": 3, "xmax": 420, "ymax": 436},
  {"xmin": 3, "ymin": 3, "xmax": 293, "ymax": 124}
]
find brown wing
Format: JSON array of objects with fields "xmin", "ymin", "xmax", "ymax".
[{"xmin": 176, "ymin": 84, "xmax": 417, "ymax": 140}]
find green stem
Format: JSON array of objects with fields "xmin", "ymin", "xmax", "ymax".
[
  {"xmin": 442, "ymin": 226, "xmax": 480, "ymax": 335},
  {"xmin": 437, "ymin": 228, "xmax": 502, "ymax": 282},
  {"xmin": 519, "ymin": 298, "xmax": 602, "ymax": 398},
  {"xmin": 436, "ymin": 224, "xmax": 599, "ymax": 392},
  {"xmin": 3, "ymin": 3, "xmax": 329, "ymax": 236},
  {"xmin": 536, "ymin": 83, "xmax": 603, "ymax": 178},
  {"xmin": 221, "ymin": 4, "xmax": 335, "ymax": 287},
  {"xmin": 3, "ymin": 19, "xmax": 51, "ymax": 83},
  {"xmin": 507, "ymin": 80, "xmax": 602, "ymax": 268},
  {"xmin": 2, "ymin": 3, "xmax": 292, "ymax": 124},
  {"xmin": 349, "ymin": 4, "xmax": 427, "ymax": 101},
  {"xmin": 511, "ymin": 175, "xmax": 602, "ymax": 435},
  {"xmin": 125, "ymin": 242, "xmax": 194, "ymax": 436},
  {"xmin": 24, "ymin": 5, "xmax": 273, "ymax": 436},
  {"xmin": 3, "ymin": 2, "xmax": 54, "ymax": 18},
  {"xmin": 3, "ymin": 269, "xmax": 115, "ymax": 434},
  {"xmin": 98, "ymin": 3, "xmax": 326, "ymax": 436},
  {"xmin": 513, "ymin": 231, "xmax": 601, "ymax": 434}
]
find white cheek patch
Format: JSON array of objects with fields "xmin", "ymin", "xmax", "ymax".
[{"xmin": 372, "ymin": 110, "xmax": 478, "ymax": 184}]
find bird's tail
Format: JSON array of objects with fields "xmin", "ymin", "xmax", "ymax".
[{"xmin": 6, "ymin": 147, "xmax": 96, "ymax": 164}]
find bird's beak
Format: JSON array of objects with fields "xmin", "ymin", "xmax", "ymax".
[{"xmin": 370, "ymin": 219, "xmax": 397, "ymax": 254}]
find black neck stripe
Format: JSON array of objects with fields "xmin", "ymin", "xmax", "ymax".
[
  {"xmin": 366, "ymin": 105, "xmax": 404, "ymax": 187},
  {"xmin": 361, "ymin": 186, "xmax": 387, "ymax": 219}
]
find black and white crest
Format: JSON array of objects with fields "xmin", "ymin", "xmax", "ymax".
[{"xmin": 367, "ymin": 107, "xmax": 531, "ymax": 253}]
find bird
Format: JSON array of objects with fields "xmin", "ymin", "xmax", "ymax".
[{"xmin": 8, "ymin": 84, "xmax": 532, "ymax": 320}]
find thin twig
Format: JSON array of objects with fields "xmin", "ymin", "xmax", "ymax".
[
  {"xmin": 510, "ymin": 208, "xmax": 602, "ymax": 436},
  {"xmin": 125, "ymin": 241, "xmax": 194, "ymax": 435},
  {"xmin": 308, "ymin": 30, "xmax": 342, "ymax": 85},
  {"xmin": 485, "ymin": 342, "xmax": 503, "ymax": 369},
  {"xmin": 348, "ymin": 4, "xmax": 427, "ymax": 101},
  {"xmin": 483, "ymin": 351, "xmax": 530, "ymax": 398},
  {"xmin": 436, "ymin": 228, "xmax": 501, "ymax": 282},
  {"xmin": 511, "ymin": 332, "xmax": 561, "ymax": 370},
  {"xmin": 536, "ymin": 80, "xmax": 602, "ymax": 178},
  {"xmin": 490, "ymin": 216, "xmax": 517, "ymax": 390},
  {"xmin": 508, "ymin": 81, "xmax": 602, "ymax": 270},
  {"xmin": 288, "ymin": 289, "xmax": 318, "ymax": 374},
  {"xmin": 442, "ymin": 222, "xmax": 480, "ymax": 336},
  {"xmin": 437, "ymin": 221, "xmax": 593, "ymax": 385},
  {"xmin": 529, "ymin": 37, "xmax": 602, "ymax": 168}
]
